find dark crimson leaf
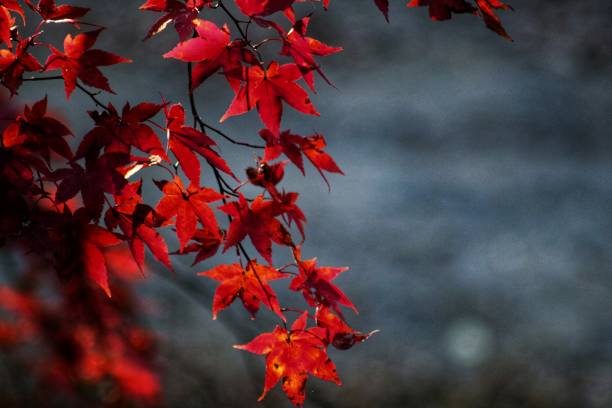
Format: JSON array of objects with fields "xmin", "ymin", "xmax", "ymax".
[
  {"xmin": 140, "ymin": 0, "xmax": 209, "ymax": 40},
  {"xmin": 2, "ymin": 96, "xmax": 73, "ymax": 162},
  {"xmin": 76, "ymin": 102, "xmax": 167, "ymax": 161},
  {"xmin": 315, "ymin": 306, "xmax": 377, "ymax": 350},
  {"xmin": 36, "ymin": 0, "xmax": 90, "ymax": 21}
]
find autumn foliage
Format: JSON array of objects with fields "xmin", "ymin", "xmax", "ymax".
[{"xmin": 0, "ymin": 0, "xmax": 513, "ymax": 406}]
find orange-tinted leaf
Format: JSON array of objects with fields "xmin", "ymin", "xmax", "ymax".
[{"xmin": 234, "ymin": 312, "xmax": 341, "ymax": 406}]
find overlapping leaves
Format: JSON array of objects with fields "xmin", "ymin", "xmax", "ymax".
[{"xmin": 0, "ymin": 0, "xmax": 516, "ymax": 406}]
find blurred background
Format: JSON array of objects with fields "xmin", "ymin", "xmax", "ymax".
[{"xmin": 3, "ymin": 0, "xmax": 612, "ymax": 406}]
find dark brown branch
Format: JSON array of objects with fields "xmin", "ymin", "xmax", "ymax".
[
  {"xmin": 187, "ymin": 63, "xmax": 264, "ymax": 149},
  {"xmin": 217, "ymin": 0, "xmax": 264, "ymax": 63},
  {"xmin": 22, "ymin": 75, "xmax": 63, "ymax": 81}
]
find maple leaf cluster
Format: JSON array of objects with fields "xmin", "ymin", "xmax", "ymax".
[{"xmin": 0, "ymin": 0, "xmax": 514, "ymax": 406}]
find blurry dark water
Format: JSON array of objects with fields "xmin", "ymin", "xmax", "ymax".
[{"xmin": 4, "ymin": 0, "xmax": 612, "ymax": 406}]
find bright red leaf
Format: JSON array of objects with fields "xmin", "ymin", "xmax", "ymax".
[
  {"xmin": 290, "ymin": 249, "xmax": 357, "ymax": 318},
  {"xmin": 234, "ymin": 0, "xmax": 295, "ymax": 17},
  {"xmin": 82, "ymin": 223, "xmax": 122, "ymax": 297},
  {"xmin": 199, "ymin": 260, "xmax": 287, "ymax": 320},
  {"xmin": 155, "ymin": 176, "xmax": 223, "ymax": 251},
  {"xmin": 177, "ymin": 224, "xmax": 222, "ymax": 265},
  {"xmin": 220, "ymin": 62, "xmax": 319, "ymax": 136},
  {"xmin": 164, "ymin": 103, "xmax": 237, "ymax": 186},
  {"xmin": 262, "ymin": 15, "xmax": 342, "ymax": 91},
  {"xmin": 105, "ymin": 181, "xmax": 173, "ymax": 271},
  {"xmin": 260, "ymin": 129, "xmax": 343, "ymax": 187},
  {"xmin": 219, "ymin": 193, "xmax": 294, "ymax": 264},
  {"xmin": 0, "ymin": 37, "xmax": 43, "ymax": 94},
  {"xmin": 45, "ymin": 29, "xmax": 131, "ymax": 98},
  {"xmin": 475, "ymin": 0, "xmax": 513, "ymax": 40},
  {"xmin": 164, "ymin": 19, "xmax": 254, "ymax": 91}
]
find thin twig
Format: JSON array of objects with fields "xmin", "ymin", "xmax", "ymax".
[
  {"xmin": 22, "ymin": 75, "xmax": 63, "ymax": 81},
  {"xmin": 187, "ymin": 63, "xmax": 264, "ymax": 149}
]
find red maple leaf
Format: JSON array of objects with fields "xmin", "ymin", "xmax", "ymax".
[
  {"xmin": 234, "ymin": 0, "xmax": 295, "ymax": 17},
  {"xmin": 154, "ymin": 176, "xmax": 223, "ymax": 251},
  {"xmin": 2, "ymin": 96, "xmax": 72, "ymax": 163},
  {"xmin": 35, "ymin": 0, "xmax": 90, "ymax": 22},
  {"xmin": 105, "ymin": 181, "xmax": 173, "ymax": 271},
  {"xmin": 0, "ymin": 0, "xmax": 23, "ymax": 49},
  {"xmin": 1, "ymin": 128, "xmax": 50, "ymax": 190},
  {"xmin": 140, "ymin": 0, "xmax": 208, "ymax": 40},
  {"xmin": 475, "ymin": 0, "xmax": 513, "ymax": 40},
  {"xmin": 408, "ymin": 0, "xmax": 512, "ymax": 39},
  {"xmin": 234, "ymin": 312, "xmax": 341, "ymax": 406},
  {"xmin": 82, "ymin": 223, "xmax": 122, "ymax": 297},
  {"xmin": 177, "ymin": 223, "xmax": 222, "ymax": 265},
  {"xmin": 164, "ymin": 103, "xmax": 237, "ymax": 186},
  {"xmin": 0, "ymin": 37, "xmax": 43, "ymax": 94},
  {"xmin": 75, "ymin": 102, "xmax": 167, "ymax": 161},
  {"xmin": 164, "ymin": 19, "xmax": 255, "ymax": 91},
  {"xmin": 220, "ymin": 62, "xmax": 318, "ymax": 136},
  {"xmin": 290, "ymin": 249, "xmax": 357, "ymax": 318},
  {"xmin": 219, "ymin": 193, "xmax": 293, "ymax": 264},
  {"xmin": 259, "ymin": 129, "xmax": 343, "ymax": 187},
  {"xmin": 52, "ymin": 152, "xmax": 130, "ymax": 220},
  {"xmin": 45, "ymin": 29, "xmax": 131, "ymax": 98},
  {"xmin": 261, "ymin": 15, "xmax": 342, "ymax": 91},
  {"xmin": 198, "ymin": 260, "xmax": 287, "ymax": 320}
]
